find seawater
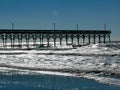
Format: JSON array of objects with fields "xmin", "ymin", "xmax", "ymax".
[
  {"xmin": 0, "ymin": 74, "xmax": 120, "ymax": 90},
  {"xmin": 0, "ymin": 42, "xmax": 120, "ymax": 90}
]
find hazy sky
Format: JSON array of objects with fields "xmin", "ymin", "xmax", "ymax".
[{"xmin": 0, "ymin": 0, "xmax": 120, "ymax": 40}]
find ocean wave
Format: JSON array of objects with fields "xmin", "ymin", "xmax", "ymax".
[
  {"xmin": 0, "ymin": 52, "xmax": 120, "ymax": 57},
  {"xmin": 0, "ymin": 42, "xmax": 120, "ymax": 86},
  {"xmin": 0, "ymin": 63, "xmax": 120, "ymax": 76},
  {"xmin": 0, "ymin": 64, "xmax": 120, "ymax": 87}
]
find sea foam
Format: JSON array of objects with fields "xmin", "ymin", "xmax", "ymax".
[{"xmin": 0, "ymin": 42, "xmax": 120, "ymax": 86}]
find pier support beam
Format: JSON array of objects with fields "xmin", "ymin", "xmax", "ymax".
[
  {"xmin": 60, "ymin": 38, "xmax": 62, "ymax": 46},
  {"xmin": 66, "ymin": 35, "xmax": 68, "ymax": 45},
  {"xmin": 18, "ymin": 34, "xmax": 22, "ymax": 48},
  {"xmin": 77, "ymin": 37, "xmax": 79, "ymax": 45},
  {"xmin": 71, "ymin": 38, "xmax": 73, "ymax": 45},
  {"xmin": 2, "ymin": 38, "xmax": 7, "ymax": 48},
  {"xmin": 10, "ymin": 38, "xmax": 14, "ymax": 48},
  {"xmin": 39, "ymin": 38, "xmax": 42, "ymax": 46},
  {"xmin": 18, "ymin": 38, "xmax": 22, "ymax": 48},
  {"xmin": 82, "ymin": 34, "xmax": 85, "ymax": 45},
  {"xmin": 41, "ymin": 38, "xmax": 43, "ymax": 45},
  {"xmin": 26, "ymin": 38, "xmax": 29, "ymax": 48},
  {"xmin": 39, "ymin": 35, "xmax": 44, "ymax": 46},
  {"xmin": 47, "ymin": 38, "xmax": 50, "ymax": 47},
  {"xmin": 98, "ymin": 35, "xmax": 101, "ymax": 43},
  {"xmin": 93, "ymin": 34, "xmax": 96, "ymax": 44},
  {"xmin": 88, "ymin": 34, "xmax": 90, "ymax": 44},
  {"xmin": 109, "ymin": 34, "xmax": 111, "ymax": 42},
  {"xmin": 54, "ymin": 38, "xmax": 56, "ymax": 47},
  {"xmin": 104, "ymin": 34, "xmax": 106, "ymax": 43},
  {"xmin": 33, "ymin": 38, "xmax": 37, "ymax": 47}
]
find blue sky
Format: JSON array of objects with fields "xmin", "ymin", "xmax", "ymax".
[{"xmin": 0, "ymin": 0, "xmax": 120, "ymax": 40}]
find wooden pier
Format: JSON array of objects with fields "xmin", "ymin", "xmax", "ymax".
[{"xmin": 0, "ymin": 29, "xmax": 111, "ymax": 49}]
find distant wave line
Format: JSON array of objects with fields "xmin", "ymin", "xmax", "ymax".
[
  {"xmin": 0, "ymin": 64, "xmax": 119, "ymax": 76},
  {"xmin": 0, "ymin": 52, "xmax": 119, "ymax": 57}
]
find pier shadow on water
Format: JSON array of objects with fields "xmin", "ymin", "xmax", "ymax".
[{"xmin": 0, "ymin": 74, "xmax": 120, "ymax": 90}]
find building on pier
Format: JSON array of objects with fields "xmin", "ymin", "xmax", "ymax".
[{"xmin": 0, "ymin": 29, "xmax": 111, "ymax": 49}]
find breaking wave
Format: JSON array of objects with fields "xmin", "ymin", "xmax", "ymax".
[{"xmin": 0, "ymin": 41, "xmax": 120, "ymax": 86}]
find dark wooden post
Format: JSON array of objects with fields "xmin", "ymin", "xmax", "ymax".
[
  {"xmin": 33, "ymin": 34, "xmax": 37, "ymax": 47},
  {"xmin": 39, "ymin": 35, "xmax": 41, "ymax": 46},
  {"xmin": 41, "ymin": 37, "xmax": 43, "ymax": 45},
  {"xmin": 2, "ymin": 38, "xmax": 4, "ymax": 48},
  {"xmin": 18, "ymin": 38, "xmax": 20, "ymax": 48},
  {"xmin": 47, "ymin": 38, "xmax": 50, "ymax": 47},
  {"xmin": 18, "ymin": 34, "xmax": 22, "ymax": 48},
  {"xmin": 54, "ymin": 37, "xmax": 56, "ymax": 47},
  {"xmin": 39, "ymin": 35, "xmax": 43, "ymax": 46},
  {"xmin": 26, "ymin": 34, "xmax": 30, "ymax": 48},
  {"xmin": 77, "ymin": 35, "xmax": 79, "ymax": 45},
  {"xmin": 108, "ymin": 34, "xmax": 111, "ymax": 42},
  {"xmin": 71, "ymin": 34, "xmax": 74, "ymax": 45},
  {"xmin": 83, "ymin": 34, "xmax": 85, "ymax": 45},
  {"xmin": 53, "ymin": 22, "xmax": 56, "ymax": 47},
  {"xmin": 33, "ymin": 38, "xmax": 36, "ymax": 47},
  {"xmin": 13, "ymin": 38, "xmax": 15, "ymax": 48},
  {"xmin": 88, "ymin": 34, "xmax": 90, "ymax": 44},
  {"xmin": 66, "ymin": 34, "xmax": 68, "ymax": 45},
  {"xmin": 10, "ymin": 37, "xmax": 13, "ymax": 48},
  {"xmin": 93, "ymin": 34, "xmax": 96, "ymax": 44},
  {"xmin": 2, "ymin": 34, "xmax": 7, "ymax": 48},
  {"xmin": 98, "ymin": 34, "xmax": 101, "ymax": 43},
  {"xmin": 104, "ymin": 34, "xmax": 106, "ymax": 43},
  {"xmin": 71, "ymin": 38, "xmax": 73, "ymax": 45},
  {"xmin": 60, "ymin": 38, "xmax": 62, "ymax": 46}
]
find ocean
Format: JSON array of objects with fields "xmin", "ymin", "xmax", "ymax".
[{"xmin": 0, "ymin": 42, "xmax": 120, "ymax": 90}]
